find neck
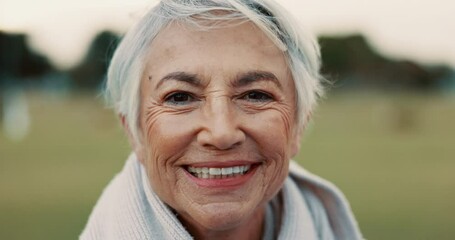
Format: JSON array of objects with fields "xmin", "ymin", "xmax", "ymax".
[{"xmin": 179, "ymin": 206, "xmax": 266, "ymax": 240}]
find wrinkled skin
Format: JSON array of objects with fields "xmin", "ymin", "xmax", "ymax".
[{"xmin": 123, "ymin": 21, "xmax": 302, "ymax": 240}]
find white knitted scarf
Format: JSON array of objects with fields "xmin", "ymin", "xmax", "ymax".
[{"xmin": 80, "ymin": 154, "xmax": 363, "ymax": 239}]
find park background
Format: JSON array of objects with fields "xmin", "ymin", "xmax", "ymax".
[{"xmin": 1, "ymin": 0, "xmax": 454, "ymax": 239}]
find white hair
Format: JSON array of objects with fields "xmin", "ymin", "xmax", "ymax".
[{"xmin": 105, "ymin": 0, "xmax": 323, "ymax": 144}]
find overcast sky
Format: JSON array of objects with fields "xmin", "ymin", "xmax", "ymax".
[{"xmin": 1, "ymin": 0, "xmax": 454, "ymax": 69}]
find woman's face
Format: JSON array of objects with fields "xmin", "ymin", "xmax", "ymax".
[{"xmin": 134, "ymin": 21, "xmax": 300, "ymax": 233}]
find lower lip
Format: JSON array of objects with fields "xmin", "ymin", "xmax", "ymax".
[{"xmin": 184, "ymin": 165, "xmax": 259, "ymax": 188}]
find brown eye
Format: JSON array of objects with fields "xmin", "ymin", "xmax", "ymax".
[
  {"xmin": 241, "ymin": 91, "xmax": 273, "ymax": 102},
  {"xmin": 165, "ymin": 92, "xmax": 195, "ymax": 105}
]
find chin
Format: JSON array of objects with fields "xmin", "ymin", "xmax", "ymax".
[{"xmin": 182, "ymin": 201, "xmax": 262, "ymax": 232}]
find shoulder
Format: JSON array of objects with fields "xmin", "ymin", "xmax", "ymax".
[
  {"xmin": 80, "ymin": 156, "xmax": 150, "ymax": 240},
  {"xmin": 288, "ymin": 161, "xmax": 363, "ymax": 240}
]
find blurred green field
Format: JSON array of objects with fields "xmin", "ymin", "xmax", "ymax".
[{"xmin": 1, "ymin": 91, "xmax": 454, "ymax": 239}]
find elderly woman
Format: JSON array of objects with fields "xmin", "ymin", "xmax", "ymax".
[{"xmin": 81, "ymin": 0, "xmax": 362, "ymax": 239}]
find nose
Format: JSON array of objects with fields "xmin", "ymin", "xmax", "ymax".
[{"xmin": 197, "ymin": 97, "xmax": 245, "ymax": 150}]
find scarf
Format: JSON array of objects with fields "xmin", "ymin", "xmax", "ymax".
[{"xmin": 80, "ymin": 154, "xmax": 363, "ymax": 239}]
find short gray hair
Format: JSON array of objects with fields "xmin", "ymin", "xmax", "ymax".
[{"xmin": 105, "ymin": 0, "xmax": 323, "ymax": 144}]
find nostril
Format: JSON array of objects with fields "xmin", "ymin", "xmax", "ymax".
[
  {"xmin": 197, "ymin": 127, "xmax": 246, "ymax": 150},
  {"xmin": 202, "ymin": 141, "xmax": 241, "ymax": 151},
  {"xmin": 197, "ymin": 102, "xmax": 246, "ymax": 150}
]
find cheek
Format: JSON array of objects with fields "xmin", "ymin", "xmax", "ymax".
[
  {"xmin": 249, "ymin": 105, "xmax": 295, "ymax": 157},
  {"xmin": 140, "ymin": 105, "xmax": 198, "ymax": 194},
  {"xmin": 243, "ymin": 109, "xmax": 295, "ymax": 197},
  {"xmin": 142, "ymin": 102, "xmax": 197, "ymax": 154}
]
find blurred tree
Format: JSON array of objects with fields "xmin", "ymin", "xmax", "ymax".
[
  {"xmin": 1, "ymin": 30, "xmax": 452, "ymax": 94},
  {"xmin": 69, "ymin": 31, "xmax": 120, "ymax": 89},
  {"xmin": 1, "ymin": 31, "xmax": 54, "ymax": 123},
  {"xmin": 318, "ymin": 35, "xmax": 452, "ymax": 91},
  {"xmin": 0, "ymin": 31, "xmax": 53, "ymax": 83}
]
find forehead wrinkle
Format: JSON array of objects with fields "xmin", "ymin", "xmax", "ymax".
[{"xmin": 205, "ymin": 88, "xmax": 229, "ymax": 96}]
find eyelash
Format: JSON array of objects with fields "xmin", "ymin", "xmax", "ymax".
[
  {"xmin": 163, "ymin": 90, "xmax": 274, "ymax": 106},
  {"xmin": 164, "ymin": 91, "xmax": 197, "ymax": 105},
  {"xmin": 239, "ymin": 90, "xmax": 274, "ymax": 102}
]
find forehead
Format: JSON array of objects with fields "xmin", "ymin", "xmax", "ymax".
[
  {"xmin": 143, "ymin": 20, "xmax": 291, "ymax": 86},
  {"xmin": 150, "ymin": 20, "xmax": 280, "ymax": 55}
]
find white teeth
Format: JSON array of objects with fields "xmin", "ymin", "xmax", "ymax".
[
  {"xmin": 209, "ymin": 168, "xmax": 221, "ymax": 175},
  {"xmin": 187, "ymin": 165, "xmax": 252, "ymax": 178},
  {"xmin": 221, "ymin": 167, "xmax": 233, "ymax": 175}
]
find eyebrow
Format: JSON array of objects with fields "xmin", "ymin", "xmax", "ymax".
[
  {"xmin": 233, "ymin": 71, "xmax": 282, "ymax": 90},
  {"xmin": 154, "ymin": 71, "xmax": 202, "ymax": 89},
  {"xmin": 154, "ymin": 70, "xmax": 282, "ymax": 90}
]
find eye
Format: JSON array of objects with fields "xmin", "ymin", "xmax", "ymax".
[
  {"xmin": 240, "ymin": 90, "xmax": 273, "ymax": 102},
  {"xmin": 164, "ymin": 92, "xmax": 196, "ymax": 105}
]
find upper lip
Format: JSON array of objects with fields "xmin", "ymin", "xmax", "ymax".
[{"xmin": 183, "ymin": 160, "xmax": 261, "ymax": 168}]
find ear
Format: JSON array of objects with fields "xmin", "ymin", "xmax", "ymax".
[{"xmin": 119, "ymin": 114, "xmax": 145, "ymax": 164}]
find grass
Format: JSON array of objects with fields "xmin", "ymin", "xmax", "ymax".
[{"xmin": 1, "ymin": 91, "xmax": 454, "ymax": 239}]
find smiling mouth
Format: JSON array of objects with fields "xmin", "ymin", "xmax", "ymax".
[{"xmin": 185, "ymin": 164, "xmax": 253, "ymax": 179}]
